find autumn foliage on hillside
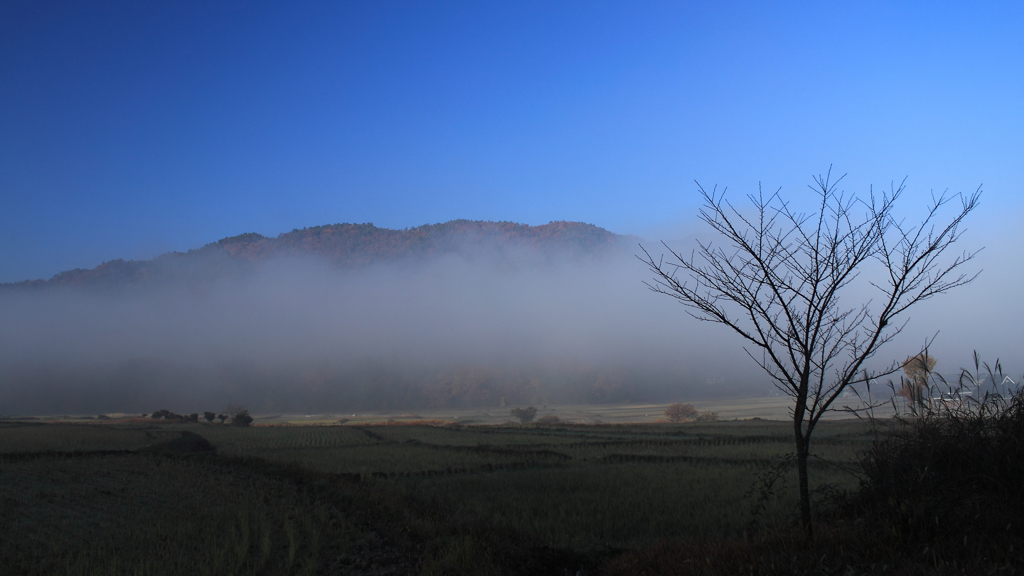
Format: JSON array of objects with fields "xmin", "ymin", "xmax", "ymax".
[{"xmin": 7, "ymin": 220, "xmax": 631, "ymax": 288}]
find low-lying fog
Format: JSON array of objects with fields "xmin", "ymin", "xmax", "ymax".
[{"xmin": 1, "ymin": 222, "xmax": 1019, "ymax": 416}]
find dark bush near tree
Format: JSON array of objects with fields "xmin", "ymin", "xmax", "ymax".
[
  {"xmin": 203, "ymin": 411, "xmax": 216, "ymax": 422},
  {"xmin": 664, "ymin": 403, "xmax": 698, "ymax": 423},
  {"xmin": 510, "ymin": 406, "xmax": 537, "ymax": 424},
  {"xmin": 187, "ymin": 413, "xmax": 199, "ymax": 423},
  {"xmin": 216, "ymin": 414, "xmax": 227, "ymax": 424},
  {"xmin": 851, "ymin": 358, "xmax": 1024, "ymax": 556}
]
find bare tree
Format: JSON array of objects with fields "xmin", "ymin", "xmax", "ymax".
[
  {"xmin": 664, "ymin": 402, "xmax": 698, "ymax": 423},
  {"xmin": 640, "ymin": 169, "xmax": 980, "ymax": 535}
]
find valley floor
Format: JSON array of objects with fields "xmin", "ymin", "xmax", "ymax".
[{"xmin": 1, "ymin": 415, "xmax": 877, "ymax": 575}]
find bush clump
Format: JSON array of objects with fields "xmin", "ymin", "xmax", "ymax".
[
  {"xmin": 230, "ymin": 409, "xmax": 254, "ymax": 427},
  {"xmin": 510, "ymin": 406, "xmax": 537, "ymax": 424},
  {"xmin": 664, "ymin": 403, "xmax": 698, "ymax": 423},
  {"xmin": 695, "ymin": 410, "xmax": 718, "ymax": 422}
]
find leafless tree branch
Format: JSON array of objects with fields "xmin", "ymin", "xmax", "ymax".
[{"xmin": 639, "ymin": 168, "xmax": 981, "ymax": 535}]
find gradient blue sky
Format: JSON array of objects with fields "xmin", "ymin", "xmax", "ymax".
[{"xmin": 2, "ymin": 1, "xmax": 1021, "ymax": 283}]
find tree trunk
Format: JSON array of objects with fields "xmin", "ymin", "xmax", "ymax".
[
  {"xmin": 796, "ymin": 436, "xmax": 812, "ymax": 538},
  {"xmin": 793, "ymin": 384, "xmax": 813, "ymax": 538}
]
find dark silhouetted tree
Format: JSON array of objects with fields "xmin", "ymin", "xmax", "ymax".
[
  {"xmin": 228, "ymin": 405, "xmax": 254, "ymax": 426},
  {"xmin": 641, "ymin": 169, "xmax": 980, "ymax": 535}
]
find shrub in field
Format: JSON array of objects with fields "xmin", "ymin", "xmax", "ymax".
[
  {"xmin": 230, "ymin": 409, "xmax": 254, "ymax": 426},
  {"xmin": 510, "ymin": 406, "xmax": 537, "ymax": 424},
  {"xmin": 187, "ymin": 413, "xmax": 199, "ymax": 423},
  {"xmin": 217, "ymin": 413, "xmax": 228, "ymax": 423},
  {"xmin": 225, "ymin": 404, "xmax": 254, "ymax": 426},
  {"xmin": 664, "ymin": 403, "xmax": 698, "ymax": 423},
  {"xmin": 152, "ymin": 409, "xmax": 187, "ymax": 421},
  {"xmin": 203, "ymin": 411, "xmax": 216, "ymax": 422},
  {"xmin": 696, "ymin": 411, "xmax": 718, "ymax": 422},
  {"xmin": 536, "ymin": 415, "xmax": 560, "ymax": 424}
]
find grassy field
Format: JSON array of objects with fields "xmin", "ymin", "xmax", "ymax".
[
  {"xmin": 2, "ymin": 453, "xmax": 339, "ymax": 576},
  {"xmin": 0, "ymin": 405, "xmax": 880, "ymax": 575}
]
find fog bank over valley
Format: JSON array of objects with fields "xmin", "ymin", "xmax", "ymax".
[
  {"xmin": 0, "ymin": 222, "xmax": 752, "ymax": 415},
  {"xmin": 1, "ymin": 218, "xmax": 1016, "ymax": 416}
]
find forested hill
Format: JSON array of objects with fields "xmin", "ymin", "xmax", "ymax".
[{"xmin": 7, "ymin": 220, "xmax": 635, "ymax": 288}]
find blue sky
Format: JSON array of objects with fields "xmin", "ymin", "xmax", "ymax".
[{"xmin": 2, "ymin": 1, "xmax": 1021, "ymax": 283}]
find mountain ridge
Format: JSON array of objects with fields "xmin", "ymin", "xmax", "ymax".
[{"xmin": 6, "ymin": 220, "xmax": 636, "ymax": 288}]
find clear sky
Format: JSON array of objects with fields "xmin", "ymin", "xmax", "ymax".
[{"xmin": 2, "ymin": 1, "xmax": 1021, "ymax": 283}]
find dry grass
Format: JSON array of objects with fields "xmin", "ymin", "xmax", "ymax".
[
  {"xmin": 1, "ymin": 453, "xmax": 336, "ymax": 575},
  {"xmin": 2, "ymin": 413, "xmax": 968, "ymax": 575}
]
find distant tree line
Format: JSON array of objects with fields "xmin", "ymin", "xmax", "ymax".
[{"xmin": 146, "ymin": 406, "xmax": 252, "ymax": 426}]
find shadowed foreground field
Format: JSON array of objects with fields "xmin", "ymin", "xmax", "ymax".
[{"xmin": 1, "ymin": 415, "xmax": 876, "ymax": 575}]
